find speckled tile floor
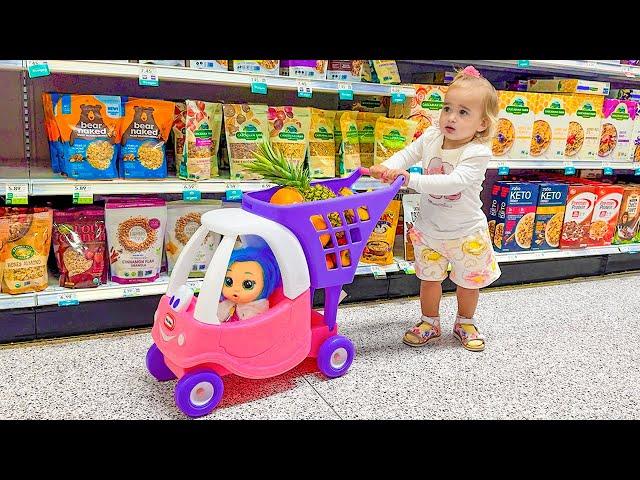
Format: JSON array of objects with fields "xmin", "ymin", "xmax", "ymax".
[{"xmin": 1, "ymin": 273, "xmax": 639, "ymax": 420}]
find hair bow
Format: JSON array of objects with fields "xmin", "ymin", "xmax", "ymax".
[{"xmin": 462, "ymin": 65, "xmax": 481, "ymax": 78}]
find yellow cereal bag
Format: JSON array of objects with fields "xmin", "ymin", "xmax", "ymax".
[
  {"xmin": 339, "ymin": 111, "xmax": 361, "ymax": 176},
  {"xmin": 357, "ymin": 112, "xmax": 385, "ymax": 169},
  {"xmin": 267, "ymin": 106, "xmax": 311, "ymax": 166},
  {"xmin": 373, "ymin": 117, "xmax": 418, "ymax": 165},
  {"xmin": 361, "ymin": 200, "xmax": 401, "ymax": 266},
  {"xmin": 308, "ymin": 108, "xmax": 336, "ymax": 178}
]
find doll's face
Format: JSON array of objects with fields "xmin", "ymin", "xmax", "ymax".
[{"xmin": 223, "ymin": 261, "xmax": 265, "ymax": 304}]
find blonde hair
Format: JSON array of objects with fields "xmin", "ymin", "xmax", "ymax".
[{"xmin": 448, "ymin": 67, "xmax": 499, "ymax": 143}]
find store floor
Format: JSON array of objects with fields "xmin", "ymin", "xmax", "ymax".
[{"xmin": 1, "ymin": 273, "xmax": 639, "ymax": 420}]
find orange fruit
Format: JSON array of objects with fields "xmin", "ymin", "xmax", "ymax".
[
  {"xmin": 340, "ymin": 250, "xmax": 351, "ymax": 267},
  {"xmin": 311, "ymin": 215, "xmax": 331, "ymax": 246},
  {"xmin": 270, "ymin": 187, "xmax": 304, "ymax": 205},
  {"xmin": 325, "ymin": 255, "xmax": 336, "ymax": 269},
  {"xmin": 357, "ymin": 207, "xmax": 370, "ymax": 221}
]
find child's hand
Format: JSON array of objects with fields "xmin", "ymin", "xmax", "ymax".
[
  {"xmin": 368, "ymin": 164, "xmax": 388, "ymax": 180},
  {"xmin": 383, "ymin": 168, "xmax": 409, "ymax": 186}
]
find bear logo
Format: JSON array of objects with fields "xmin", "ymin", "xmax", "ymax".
[
  {"xmin": 121, "ymin": 106, "xmax": 161, "ymax": 145},
  {"xmin": 426, "ymin": 157, "xmax": 461, "ymax": 201},
  {"xmin": 70, "ymin": 104, "xmax": 116, "ymax": 146}
]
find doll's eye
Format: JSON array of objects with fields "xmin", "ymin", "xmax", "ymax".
[
  {"xmin": 224, "ymin": 277, "xmax": 233, "ymax": 287},
  {"xmin": 242, "ymin": 280, "xmax": 256, "ymax": 290}
]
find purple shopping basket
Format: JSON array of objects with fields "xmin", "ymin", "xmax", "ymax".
[{"xmin": 242, "ymin": 168, "xmax": 403, "ymax": 330}]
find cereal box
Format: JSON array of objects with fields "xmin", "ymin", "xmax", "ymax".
[
  {"xmin": 529, "ymin": 94, "xmax": 570, "ymax": 160},
  {"xmin": 527, "ymin": 78, "xmax": 610, "ymax": 96},
  {"xmin": 586, "ymin": 184, "xmax": 624, "ymax": 246},
  {"xmin": 531, "ymin": 182, "xmax": 569, "ymax": 250},
  {"xmin": 559, "ymin": 184, "xmax": 597, "ymax": 248},
  {"xmin": 563, "ymin": 94, "xmax": 604, "ymax": 161},
  {"xmin": 492, "ymin": 91, "xmax": 538, "ymax": 159},
  {"xmin": 493, "ymin": 182, "xmax": 540, "ymax": 252},
  {"xmin": 402, "ymin": 194, "xmax": 421, "ymax": 262},
  {"xmin": 612, "ymin": 185, "xmax": 640, "ymax": 244},
  {"xmin": 280, "ymin": 60, "xmax": 327, "ymax": 80},
  {"xmin": 361, "ymin": 199, "xmax": 401, "ymax": 266},
  {"xmin": 610, "ymin": 88, "xmax": 640, "ymax": 102},
  {"xmin": 408, "ymin": 84, "xmax": 448, "ymax": 140},
  {"xmin": 599, "ymin": 99, "xmax": 637, "ymax": 162},
  {"xmin": 487, "ymin": 182, "xmax": 502, "ymax": 244},
  {"xmin": 232, "ymin": 60, "xmax": 279, "ymax": 76}
]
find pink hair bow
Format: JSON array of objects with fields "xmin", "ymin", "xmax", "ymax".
[{"xmin": 462, "ymin": 65, "xmax": 481, "ymax": 78}]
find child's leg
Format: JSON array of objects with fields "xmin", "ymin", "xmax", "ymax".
[
  {"xmin": 456, "ymin": 286, "xmax": 479, "ymax": 319},
  {"xmin": 421, "ymin": 280, "xmax": 443, "ymax": 317}
]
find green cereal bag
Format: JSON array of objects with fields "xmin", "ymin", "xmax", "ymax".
[
  {"xmin": 339, "ymin": 111, "xmax": 361, "ymax": 177},
  {"xmin": 308, "ymin": 108, "xmax": 336, "ymax": 178},
  {"xmin": 224, "ymin": 104, "xmax": 270, "ymax": 180},
  {"xmin": 180, "ymin": 100, "xmax": 223, "ymax": 180}
]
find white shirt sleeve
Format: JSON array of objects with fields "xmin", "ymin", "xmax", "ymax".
[{"xmin": 380, "ymin": 126, "xmax": 439, "ymax": 171}]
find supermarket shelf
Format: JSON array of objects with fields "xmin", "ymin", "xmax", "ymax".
[
  {"xmin": 34, "ymin": 61, "xmax": 415, "ymax": 98},
  {"xmin": 488, "ymin": 160, "xmax": 639, "ymax": 171}
]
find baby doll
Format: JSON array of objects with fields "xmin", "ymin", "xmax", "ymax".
[{"xmin": 217, "ymin": 245, "xmax": 282, "ymax": 322}]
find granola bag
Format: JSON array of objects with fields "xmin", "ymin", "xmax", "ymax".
[
  {"xmin": 0, "ymin": 207, "xmax": 53, "ymax": 294},
  {"xmin": 357, "ymin": 112, "xmax": 385, "ymax": 169},
  {"xmin": 373, "ymin": 117, "xmax": 418, "ymax": 165},
  {"xmin": 361, "ymin": 200, "xmax": 401, "ymax": 266},
  {"xmin": 165, "ymin": 200, "xmax": 222, "ymax": 277},
  {"xmin": 339, "ymin": 111, "xmax": 361, "ymax": 177},
  {"xmin": 308, "ymin": 108, "xmax": 336, "ymax": 178},
  {"xmin": 120, "ymin": 98, "xmax": 175, "ymax": 179},
  {"xmin": 52, "ymin": 206, "xmax": 107, "ymax": 288},
  {"xmin": 267, "ymin": 106, "xmax": 311, "ymax": 166},
  {"xmin": 334, "ymin": 111, "xmax": 344, "ymax": 175},
  {"xmin": 224, "ymin": 104, "xmax": 270, "ymax": 180},
  {"xmin": 172, "ymin": 102, "xmax": 186, "ymax": 168},
  {"xmin": 371, "ymin": 60, "xmax": 401, "ymax": 84},
  {"xmin": 180, "ymin": 100, "xmax": 223, "ymax": 180},
  {"xmin": 402, "ymin": 194, "xmax": 421, "ymax": 262},
  {"xmin": 105, "ymin": 197, "xmax": 167, "ymax": 284}
]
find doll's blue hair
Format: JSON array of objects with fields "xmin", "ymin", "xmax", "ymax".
[{"xmin": 226, "ymin": 245, "xmax": 282, "ymax": 300}]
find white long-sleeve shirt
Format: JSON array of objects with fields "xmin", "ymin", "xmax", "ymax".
[{"xmin": 382, "ymin": 126, "xmax": 491, "ymax": 239}]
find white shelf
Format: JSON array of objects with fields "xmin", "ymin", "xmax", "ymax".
[{"xmin": 489, "ymin": 160, "xmax": 639, "ymax": 170}]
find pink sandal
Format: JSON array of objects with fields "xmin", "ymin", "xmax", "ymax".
[
  {"xmin": 453, "ymin": 319, "xmax": 485, "ymax": 352},
  {"xmin": 403, "ymin": 317, "xmax": 441, "ymax": 347}
]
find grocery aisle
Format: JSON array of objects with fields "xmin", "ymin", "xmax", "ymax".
[{"xmin": 1, "ymin": 273, "xmax": 639, "ymax": 420}]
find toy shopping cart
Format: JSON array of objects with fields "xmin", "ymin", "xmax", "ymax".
[{"xmin": 146, "ymin": 168, "xmax": 403, "ymax": 417}]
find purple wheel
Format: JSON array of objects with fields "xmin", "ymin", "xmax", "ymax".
[
  {"xmin": 317, "ymin": 335, "xmax": 355, "ymax": 378},
  {"xmin": 174, "ymin": 371, "xmax": 224, "ymax": 418},
  {"xmin": 146, "ymin": 344, "xmax": 176, "ymax": 381}
]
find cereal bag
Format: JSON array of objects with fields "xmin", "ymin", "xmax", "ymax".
[
  {"xmin": 267, "ymin": 106, "xmax": 311, "ymax": 166},
  {"xmin": 339, "ymin": 111, "xmax": 361, "ymax": 176},
  {"xmin": 373, "ymin": 117, "xmax": 418, "ymax": 165},
  {"xmin": 224, "ymin": 104, "xmax": 270, "ymax": 180},
  {"xmin": 52, "ymin": 206, "xmax": 107, "ymax": 288},
  {"xmin": 409, "ymin": 84, "xmax": 448, "ymax": 140},
  {"xmin": 0, "ymin": 207, "xmax": 53, "ymax": 294},
  {"xmin": 120, "ymin": 98, "xmax": 175, "ymax": 178},
  {"xmin": 370, "ymin": 60, "xmax": 401, "ymax": 84},
  {"xmin": 357, "ymin": 112, "xmax": 384, "ymax": 169},
  {"xmin": 361, "ymin": 199, "xmax": 401, "ymax": 266},
  {"xmin": 53, "ymin": 94, "xmax": 122, "ymax": 179},
  {"xmin": 172, "ymin": 102, "xmax": 186, "ymax": 166},
  {"xmin": 613, "ymin": 185, "xmax": 640, "ymax": 244},
  {"xmin": 180, "ymin": 100, "xmax": 223, "ymax": 180},
  {"xmin": 308, "ymin": 108, "xmax": 336, "ymax": 178},
  {"xmin": 165, "ymin": 200, "xmax": 222, "ymax": 277}
]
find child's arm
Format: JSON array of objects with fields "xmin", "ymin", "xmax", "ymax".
[{"xmin": 406, "ymin": 154, "xmax": 491, "ymax": 195}]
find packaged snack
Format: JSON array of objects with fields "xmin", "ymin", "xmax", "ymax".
[
  {"xmin": 326, "ymin": 60, "xmax": 364, "ymax": 82},
  {"xmin": 532, "ymin": 182, "xmax": 569, "ymax": 250},
  {"xmin": 165, "ymin": 200, "xmax": 222, "ymax": 277},
  {"xmin": 187, "ymin": 60, "xmax": 228, "ymax": 71},
  {"xmin": 0, "ymin": 207, "xmax": 53, "ymax": 294},
  {"xmin": 402, "ymin": 194, "xmax": 421, "ymax": 261},
  {"xmin": 172, "ymin": 102, "xmax": 186, "ymax": 166},
  {"xmin": 340, "ymin": 96, "xmax": 390, "ymax": 114},
  {"xmin": 139, "ymin": 60, "xmax": 186, "ymax": 66},
  {"xmin": 232, "ymin": 60, "xmax": 279, "ymax": 76},
  {"xmin": 339, "ymin": 111, "xmax": 361, "ymax": 176},
  {"xmin": 586, "ymin": 184, "xmax": 624, "ymax": 246},
  {"xmin": 370, "ymin": 60, "xmax": 401, "ymax": 84},
  {"xmin": 223, "ymin": 104, "xmax": 270, "ymax": 180},
  {"xmin": 560, "ymin": 184, "xmax": 597, "ymax": 248},
  {"xmin": 357, "ymin": 112, "xmax": 384, "ymax": 169},
  {"xmin": 487, "ymin": 182, "xmax": 502, "ymax": 243},
  {"xmin": 493, "ymin": 182, "xmax": 540, "ymax": 252},
  {"xmin": 280, "ymin": 60, "xmax": 327, "ymax": 79},
  {"xmin": 52, "ymin": 206, "xmax": 108, "ymax": 288},
  {"xmin": 599, "ymin": 99, "xmax": 637, "ymax": 162},
  {"xmin": 334, "ymin": 111, "xmax": 344, "ymax": 176},
  {"xmin": 612, "ymin": 185, "xmax": 640, "ymax": 244},
  {"xmin": 308, "ymin": 108, "xmax": 336, "ymax": 178},
  {"xmin": 105, "ymin": 197, "xmax": 167, "ymax": 284},
  {"xmin": 610, "ymin": 88, "xmax": 640, "ymax": 102},
  {"xmin": 527, "ymin": 78, "xmax": 610, "ymax": 96},
  {"xmin": 180, "ymin": 100, "xmax": 223, "ymax": 180},
  {"xmin": 492, "ymin": 91, "xmax": 538, "ymax": 159},
  {"xmin": 361, "ymin": 199, "xmax": 401, "ymax": 265},
  {"xmin": 42, "ymin": 93, "xmax": 62, "ymax": 174},
  {"xmin": 563, "ymin": 94, "xmax": 604, "ymax": 160},
  {"xmin": 53, "ymin": 94, "xmax": 122, "ymax": 179},
  {"xmin": 409, "ymin": 84, "xmax": 448, "ymax": 140},
  {"xmin": 267, "ymin": 106, "xmax": 311, "ymax": 166},
  {"xmin": 373, "ymin": 117, "xmax": 418, "ymax": 165},
  {"xmin": 529, "ymin": 94, "xmax": 570, "ymax": 160}
]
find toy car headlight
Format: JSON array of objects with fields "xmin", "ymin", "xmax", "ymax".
[{"xmin": 168, "ymin": 285, "xmax": 194, "ymax": 313}]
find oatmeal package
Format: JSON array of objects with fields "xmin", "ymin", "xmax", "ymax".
[
  {"xmin": 559, "ymin": 184, "xmax": 598, "ymax": 249},
  {"xmin": 223, "ymin": 104, "xmax": 270, "ymax": 180},
  {"xmin": 339, "ymin": 111, "xmax": 361, "ymax": 176},
  {"xmin": 52, "ymin": 206, "xmax": 108, "ymax": 288},
  {"xmin": 53, "ymin": 94, "xmax": 122, "ymax": 179},
  {"xmin": 373, "ymin": 117, "xmax": 418, "ymax": 165},
  {"xmin": 598, "ymin": 99, "xmax": 637, "ymax": 162},
  {"xmin": 165, "ymin": 200, "xmax": 222, "ymax": 276},
  {"xmin": 492, "ymin": 91, "xmax": 537, "ymax": 159},
  {"xmin": 409, "ymin": 84, "xmax": 448, "ymax": 140},
  {"xmin": 529, "ymin": 94, "xmax": 570, "ymax": 160},
  {"xmin": 308, "ymin": 108, "xmax": 336, "ymax": 178},
  {"xmin": 563, "ymin": 94, "xmax": 604, "ymax": 161},
  {"xmin": 0, "ymin": 207, "xmax": 53, "ymax": 294},
  {"xmin": 357, "ymin": 112, "xmax": 385, "ymax": 169},
  {"xmin": 531, "ymin": 182, "xmax": 569, "ymax": 251},
  {"xmin": 492, "ymin": 182, "xmax": 540, "ymax": 252},
  {"xmin": 119, "ymin": 98, "xmax": 175, "ymax": 179},
  {"xmin": 361, "ymin": 199, "xmax": 401, "ymax": 266},
  {"xmin": 179, "ymin": 100, "xmax": 223, "ymax": 180},
  {"xmin": 105, "ymin": 197, "xmax": 167, "ymax": 284},
  {"xmin": 613, "ymin": 185, "xmax": 640, "ymax": 245},
  {"xmin": 267, "ymin": 106, "xmax": 311, "ymax": 166}
]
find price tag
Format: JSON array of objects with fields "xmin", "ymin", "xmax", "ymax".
[
  {"xmin": 390, "ymin": 87, "xmax": 406, "ymax": 104},
  {"xmin": 72, "ymin": 184, "xmax": 93, "ymax": 204},
  {"xmin": 563, "ymin": 162, "xmax": 576, "ymax": 175},
  {"xmin": 251, "ymin": 77, "xmax": 268, "ymax": 95},
  {"xmin": 27, "ymin": 60, "xmax": 50, "ymax": 78},
  {"xmin": 57, "ymin": 293, "xmax": 79, "ymax": 307},
  {"xmin": 622, "ymin": 65, "xmax": 636, "ymax": 78},
  {"xmin": 397, "ymin": 260, "xmax": 415, "ymax": 274},
  {"xmin": 296, "ymin": 80, "xmax": 313, "ymax": 99},
  {"xmin": 635, "ymin": 168, "xmax": 640, "ymax": 176},
  {"xmin": 626, "ymin": 245, "xmax": 640, "ymax": 254},
  {"xmin": 123, "ymin": 286, "xmax": 142, "ymax": 298},
  {"xmin": 338, "ymin": 82, "xmax": 353, "ymax": 100},
  {"xmin": 225, "ymin": 189, "xmax": 243, "ymax": 201},
  {"xmin": 497, "ymin": 165, "xmax": 510, "ymax": 176},
  {"xmin": 187, "ymin": 280, "xmax": 203, "ymax": 293},
  {"xmin": 139, "ymin": 66, "xmax": 159, "ymax": 87},
  {"xmin": 370, "ymin": 265, "xmax": 387, "ymax": 279},
  {"xmin": 259, "ymin": 182, "xmax": 273, "ymax": 190},
  {"xmin": 517, "ymin": 60, "xmax": 530, "ymax": 68},
  {"xmin": 5, "ymin": 183, "xmax": 29, "ymax": 205},
  {"xmin": 602, "ymin": 165, "xmax": 614, "ymax": 176},
  {"xmin": 182, "ymin": 183, "xmax": 201, "ymax": 201}
]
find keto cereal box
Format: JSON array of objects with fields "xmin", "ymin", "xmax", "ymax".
[
  {"xmin": 408, "ymin": 84, "xmax": 448, "ymax": 140},
  {"xmin": 532, "ymin": 182, "xmax": 569, "ymax": 250},
  {"xmin": 560, "ymin": 184, "xmax": 597, "ymax": 249},
  {"xmin": 493, "ymin": 182, "xmax": 540, "ymax": 252},
  {"xmin": 563, "ymin": 94, "xmax": 604, "ymax": 161},
  {"xmin": 492, "ymin": 91, "xmax": 538, "ymax": 159},
  {"xmin": 586, "ymin": 183, "xmax": 624, "ymax": 247},
  {"xmin": 487, "ymin": 182, "xmax": 502, "ymax": 244},
  {"xmin": 529, "ymin": 94, "xmax": 570, "ymax": 160},
  {"xmin": 612, "ymin": 184, "xmax": 640, "ymax": 244},
  {"xmin": 599, "ymin": 99, "xmax": 637, "ymax": 162}
]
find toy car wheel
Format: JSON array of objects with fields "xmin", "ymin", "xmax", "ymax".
[
  {"xmin": 146, "ymin": 343, "xmax": 176, "ymax": 381},
  {"xmin": 317, "ymin": 335, "xmax": 355, "ymax": 378},
  {"xmin": 174, "ymin": 371, "xmax": 224, "ymax": 418}
]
